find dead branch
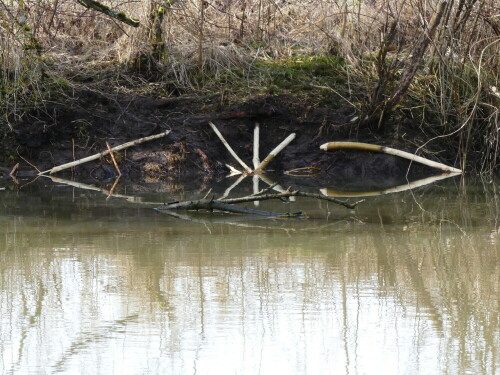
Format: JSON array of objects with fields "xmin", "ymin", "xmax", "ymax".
[
  {"xmin": 75, "ymin": 0, "xmax": 140, "ymax": 27},
  {"xmin": 155, "ymin": 199, "xmax": 303, "ymax": 217},
  {"xmin": 106, "ymin": 142, "xmax": 122, "ymax": 176},
  {"xmin": 9, "ymin": 163, "xmax": 19, "ymax": 178},
  {"xmin": 39, "ymin": 130, "xmax": 171, "ymax": 175},
  {"xmin": 220, "ymin": 190, "xmax": 362, "ymax": 209}
]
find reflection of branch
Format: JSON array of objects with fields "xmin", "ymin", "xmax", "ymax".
[
  {"xmin": 42, "ymin": 175, "xmax": 157, "ymax": 204},
  {"xmin": 321, "ymin": 172, "xmax": 461, "ymax": 197}
]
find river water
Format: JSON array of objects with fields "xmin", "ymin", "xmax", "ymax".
[{"xmin": 0, "ymin": 176, "xmax": 498, "ymax": 375}]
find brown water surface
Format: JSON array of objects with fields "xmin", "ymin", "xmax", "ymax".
[{"xmin": 0, "ymin": 176, "xmax": 498, "ymax": 374}]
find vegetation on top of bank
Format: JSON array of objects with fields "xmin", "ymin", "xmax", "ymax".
[{"xmin": 0, "ymin": 0, "xmax": 498, "ymax": 172}]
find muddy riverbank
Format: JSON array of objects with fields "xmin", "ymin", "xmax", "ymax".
[{"xmin": 1, "ymin": 85, "xmax": 454, "ymax": 188}]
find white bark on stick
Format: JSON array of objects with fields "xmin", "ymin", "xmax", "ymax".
[
  {"xmin": 320, "ymin": 141, "xmax": 462, "ymax": 173},
  {"xmin": 39, "ymin": 130, "xmax": 171, "ymax": 175},
  {"xmin": 253, "ymin": 123, "xmax": 260, "ymax": 169},
  {"xmin": 209, "ymin": 122, "xmax": 253, "ymax": 173},
  {"xmin": 256, "ymin": 133, "xmax": 296, "ymax": 171}
]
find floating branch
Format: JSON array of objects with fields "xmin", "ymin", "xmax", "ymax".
[
  {"xmin": 155, "ymin": 188, "xmax": 362, "ymax": 218},
  {"xmin": 155, "ymin": 199, "xmax": 303, "ymax": 217},
  {"xmin": 39, "ymin": 130, "xmax": 171, "ymax": 175},
  {"xmin": 221, "ymin": 190, "xmax": 362, "ymax": 209},
  {"xmin": 320, "ymin": 141, "xmax": 462, "ymax": 173}
]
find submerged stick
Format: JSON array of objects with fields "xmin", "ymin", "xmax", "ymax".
[
  {"xmin": 256, "ymin": 133, "xmax": 296, "ymax": 171},
  {"xmin": 155, "ymin": 199, "xmax": 302, "ymax": 217},
  {"xmin": 39, "ymin": 130, "xmax": 171, "ymax": 175},
  {"xmin": 209, "ymin": 122, "xmax": 253, "ymax": 173},
  {"xmin": 221, "ymin": 190, "xmax": 361, "ymax": 209},
  {"xmin": 320, "ymin": 141, "xmax": 462, "ymax": 173}
]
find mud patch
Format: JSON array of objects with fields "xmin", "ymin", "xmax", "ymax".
[{"xmin": 2, "ymin": 89, "xmax": 452, "ymax": 186}]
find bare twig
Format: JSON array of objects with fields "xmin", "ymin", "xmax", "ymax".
[
  {"xmin": 9, "ymin": 163, "xmax": 19, "ymax": 178},
  {"xmin": 16, "ymin": 150, "xmax": 41, "ymax": 174},
  {"xmin": 106, "ymin": 142, "xmax": 122, "ymax": 176},
  {"xmin": 106, "ymin": 176, "xmax": 121, "ymax": 200}
]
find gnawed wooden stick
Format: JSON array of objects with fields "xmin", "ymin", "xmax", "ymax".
[
  {"xmin": 253, "ymin": 123, "xmax": 260, "ymax": 169},
  {"xmin": 39, "ymin": 130, "xmax": 171, "ymax": 175},
  {"xmin": 256, "ymin": 133, "xmax": 296, "ymax": 171},
  {"xmin": 209, "ymin": 122, "xmax": 253, "ymax": 173},
  {"xmin": 320, "ymin": 141, "xmax": 462, "ymax": 173}
]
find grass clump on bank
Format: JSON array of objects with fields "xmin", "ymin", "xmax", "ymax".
[{"xmin": 0, "ymin": 0, "xmax": 498, "ymax": 172}]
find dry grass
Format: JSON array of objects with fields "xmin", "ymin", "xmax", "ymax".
[{"xmin": 0, "ymin": 0, "xmax": 498, "ymax": 171}]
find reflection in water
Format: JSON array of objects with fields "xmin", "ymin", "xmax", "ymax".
[{"xmin": 0, "ymin": 177, "xmax": 498, "ymax": 374}]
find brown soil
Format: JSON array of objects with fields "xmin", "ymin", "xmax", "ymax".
[{"xmin": 1, "ymin": 87, "xmax": 445, "ymax": 190}]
